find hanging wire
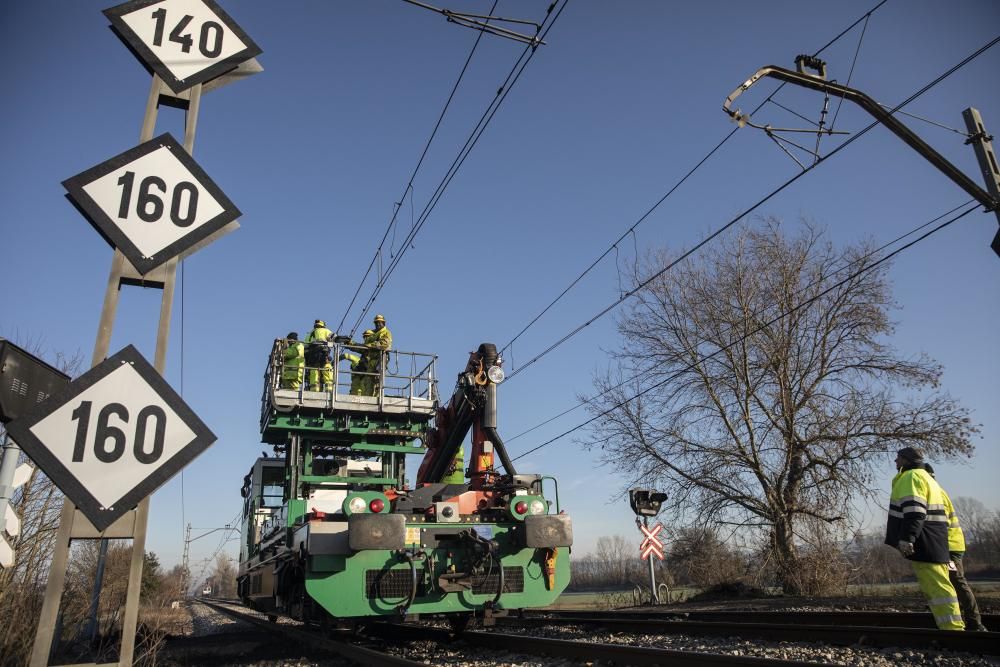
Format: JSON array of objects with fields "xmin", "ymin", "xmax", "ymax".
[
  {"xmin": 502, "ymin": 31, "xmax": 1000, "ymax": 382},
  {"xmin": 509, "ymin": 203, "xmax": 980, "ymax": 461},
  {"xmin": 335, "ymin": 0, "xmax": 501, "ymax": 333},
  {"xmin": 498, "ymin": 0, "xmax": 891, "ymax": 358},
  {"xmin": 347, "ymin": 1, "xmax": 567, "ymax": 336},
  {"xmin": 504, "ymin": 198, "xmax": 974, "ymax": 445}
]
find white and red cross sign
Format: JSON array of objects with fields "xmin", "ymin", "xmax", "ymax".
[{"xmin": 639, "ymin": 522, "xmax": 665, "ymax": 561}]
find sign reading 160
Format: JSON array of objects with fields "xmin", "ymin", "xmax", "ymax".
[
  {"xmin": 117, "ymin": 171, "xmax": 198, "ymax": 227},
  {"xmin": 71, "ymin": 400, "xmax": 166, "ymax": 464}
]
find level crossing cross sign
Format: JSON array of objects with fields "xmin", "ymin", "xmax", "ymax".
[
  {"xmin": 639, "ymin": 522, "xmax": 665, "ymax": 561},
  {"xmin": 4, "ymin": 345, "xmax": 216, "ymax": 532},
  {"xmin": 104, "ymin": 0, "xmax": 262, "ymax": 94},
  {"xmin": 63, "ymin": 133, "xmax": 240, "ymax": 275}
]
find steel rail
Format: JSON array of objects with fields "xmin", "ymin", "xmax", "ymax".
[
  {"xmin": 365, "ymin": 622, "xmax": 831, "ymax": 666},
  {"xmin": 499, "ymin": 615, "xmax": 1000, "ymax": 655},
  {"xmin": 531, "ymin": 608, "xmax": 1000, "ymax": 629},
  {"xmin": 198, "ymin": 600, "xmax": 426, "ymax": 667}
]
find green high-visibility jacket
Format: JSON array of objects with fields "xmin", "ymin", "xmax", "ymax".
[
  {"xmin": 283, "ymin": 341, "xmax": 304, "ymax": 367},
  {"xmin": 885, "ymin": 466, "xmax": 950, "ymax": 563}
]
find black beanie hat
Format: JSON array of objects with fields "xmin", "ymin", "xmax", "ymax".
[{"xmin": 897, "ymin": 447, "xmax": 925, "ymax": 465}]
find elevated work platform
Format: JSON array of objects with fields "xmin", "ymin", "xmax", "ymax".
[{"xmin": 259, "ymin": 338, "xmax": 439, "ymax": 445}]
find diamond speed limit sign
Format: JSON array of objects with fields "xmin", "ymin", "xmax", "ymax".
[
  {"xmin": 63, "ymin": 133, "xmax": 240, "ymax": 275},
  {"xmin": 104, "ymin": 0, "xmax": 262, "ymax": 94},
  {"xmin": 4, "ymin": 345, "xmax": 216, "ymax": 531}
]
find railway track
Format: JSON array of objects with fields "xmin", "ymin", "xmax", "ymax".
[
  {"xmin": 530, "ymin": 608, "xmax": 1000, "ymax": 629},
  {"xmin": 188, "ymin": 599, "xmax": 997, "ymax": 666},
  {"xmin": 501, "ymin": 612, "xmax": 1000, "ymax": 655},
  {"xmin": 191, "ymin": 599, "xmax": 830, "ymax": 665}
]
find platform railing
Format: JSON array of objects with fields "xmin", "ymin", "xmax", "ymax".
[{"xmin": 261, "ymin": 338, "xmax": 438, "ymax": 424}]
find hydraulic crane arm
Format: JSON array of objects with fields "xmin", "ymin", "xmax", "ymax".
[
  {"xmin": 416, "ymin": 343, "xmax": 517, "ymax": 486},
  {"xmin": 723, "ymin": 62, "xmax": 999, "ymax": 212}
]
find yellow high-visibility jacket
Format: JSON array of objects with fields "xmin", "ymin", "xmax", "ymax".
[
  {"xmin": 884, "ymin": 466, "xmax": 950, "ymax": 563},
  {"xmin": 940, "ymin": 487, "xmax": 966, "ymax": 554}
]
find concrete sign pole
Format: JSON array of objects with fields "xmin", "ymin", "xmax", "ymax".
[{"xmin": 30, "ymin": 76, "xmax": 204, "ymax": 667}]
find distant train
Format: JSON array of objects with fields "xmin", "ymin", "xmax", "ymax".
[
  {"xmin": 238, "ymin": 340, "xmax": 572, "ymax": 627},
  {"xmin": 201, "ymin": 585, "xmax": 212, "ymax": 596}
]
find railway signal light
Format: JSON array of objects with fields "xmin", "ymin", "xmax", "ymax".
[{"xmin": 629, "ymin": 489, "xmax": 667, "ymax": 517}]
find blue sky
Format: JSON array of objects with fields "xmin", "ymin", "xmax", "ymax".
[{"xmin": 2, "ymin": 1, "xmax": 998, "ymax": 576}]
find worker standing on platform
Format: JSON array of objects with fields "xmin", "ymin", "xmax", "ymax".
[
  {"xmin": 280, "ymin": 332, "xmax": 304, "ymax": 390},
  {"xmin": 885, "ymin": 447, "xmax": 965, "ymax": 631},
  {"xmin": 924, "ymin": 464, "xmax": 987, "ymax": 631},
  {"xmin": 305, "ymin": 319, "xmax": 334, "ymax": 391},
  {"xmin": 367, "ymin": 314, "xmax": 392, "ymax": 396},
  {"xmin": 340, "ymin": 330, "xmax": 375, "ymax": 395}
]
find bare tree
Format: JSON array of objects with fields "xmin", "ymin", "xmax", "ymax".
[
  {"xmin": 667, "ymin": 526, "xmax": 746, "ymax": 587},
  {"xmin": 209, "ymin": 554, "xmax": 237, "ymax": 598},
  {"xmin": 584, "ymin": 221, "xmax": 978, "ymax": 594}
]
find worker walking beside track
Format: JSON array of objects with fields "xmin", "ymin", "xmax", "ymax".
[
  {"xmin": 884, "ymin": 447, "xmax": 964, "ymax": 631},
  {"xmin": 924, "ymin": 464, "xmax": 987, "ymax": 631}
]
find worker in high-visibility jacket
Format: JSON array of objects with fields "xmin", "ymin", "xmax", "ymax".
[
  {"xmin": 305, "ymin": 319, "xmax": 334, "ymax": 391},
  {"xmin": 924, "ymin": 464, "xmax": 987, "ymax": 631},
  {"xmin": 884, "ymin": 447, "xmax": 964, "ymax": 631},
  {"xmin": 280, "ymin": 332, "xmax": 304, "ymax": 390},
  {"xmin": 366, "ymin": 314, "xmax": 392, "ymax": 397},
  {"xmin": 340, "ymin": 330, "xmax": 375, "ymax": 396}
]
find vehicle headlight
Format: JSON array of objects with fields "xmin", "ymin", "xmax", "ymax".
[
  {"xmin": 529, "ymin": 499, "xmax": 546, "ymax": 515},
  {"xmin": 348, "ymin": 496, "xmax": 367, "ymax": 514},
  {"xmin": 487, "ymin": 365, "xmax": 505, "ymax": 384}
]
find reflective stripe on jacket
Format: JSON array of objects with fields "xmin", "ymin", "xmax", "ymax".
[
  {"xmin": 306, "ymin": 326, "xmax": 333, "ymax": 343},
  {"xmin": 885, "ymin": 467, "xmax": 950, "ymax": 563},
  {"xmin": 941, "ymin": 487, "xmax": 966, "ymax": 553}
]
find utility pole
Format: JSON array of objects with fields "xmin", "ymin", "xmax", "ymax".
[
  {"xmin": 962, "ymin": 108, "xmax": 1000, "ymax": 256},
  {"xmin": 181, "ymin": 523, "xmax": 192, "ymax": 597}
]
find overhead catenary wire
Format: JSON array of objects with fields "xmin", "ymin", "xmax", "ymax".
[
  {"xmin": 334, "ymin": 0, "xmax": 499, "ymax": 334},
  {"xmin": 504, "ymin": 198, "xmax": 975, "ymax": 445},
  {"xmin": 503, "ymin": 31, "xmax": 1000, "ymax": 382},
  {"xmin": 499, "ymin": 0, "xmax": 890, "ymax": 361},
  {"xmin": 346, "ymin": 0, "xmax": 567, "ymax": 337},
  {"xmin": 510, "ymin": 202, "xmax": 981, "ymax": 462}
]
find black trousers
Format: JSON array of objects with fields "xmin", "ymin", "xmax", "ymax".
[{"xmin": 950, "ymin": 552, "xmax": 984, "ymax": 630}]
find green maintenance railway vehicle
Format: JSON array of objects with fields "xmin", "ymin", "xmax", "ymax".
[{"xmin": 238, "ymin": 340, "xmax": 572, "ymax": 626}]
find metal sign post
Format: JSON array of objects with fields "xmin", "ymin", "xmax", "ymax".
[
  {"xmin": 27, "ymin": 73, "xmax": 208, "ymax": 667},
  {"xmin": 20, "ymin": 2, "xmax": 258, "ymax": 661},
  {"xmin": 637, "ymin": 518, "xmax": 665, "ymax": 604}
]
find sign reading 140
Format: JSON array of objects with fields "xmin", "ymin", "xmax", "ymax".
[
  {"xmin": 4, "ymin": 346, "xmax": 216, "ymax": 531},
  {"xmin": 150, "ymin": 7, "xmax": 225, "ymax": 59},
  {"xmin": 105, "ymin": 0, "xmax": 262, "ymax": 94},
  {"xmin": 63, "ymin": 133, "xmax": 240, "ymax": 275}
]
